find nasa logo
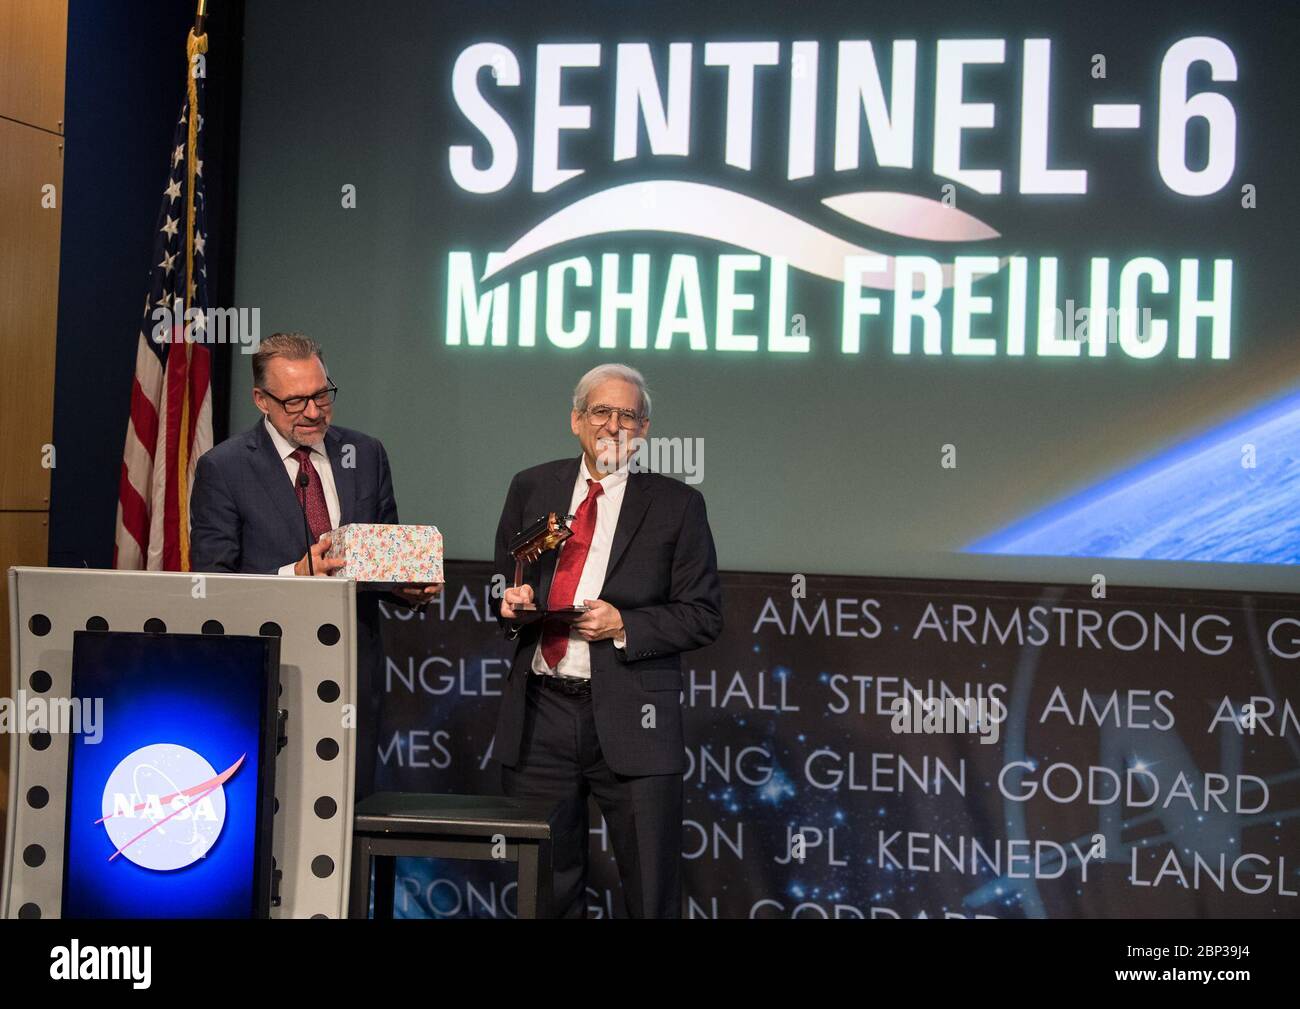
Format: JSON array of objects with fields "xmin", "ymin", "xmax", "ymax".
[{"xmin": 97, "ymin": 743, "xmax": 245, "ymax": 871}]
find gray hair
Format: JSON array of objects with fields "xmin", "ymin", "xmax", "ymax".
[
  {"xmin": 252, "ymin": 331, "xmax": 325, "ymax": 388},
  {"xmin": 572, "ymin": 363, "xmax": 652, "ymax": 420}
]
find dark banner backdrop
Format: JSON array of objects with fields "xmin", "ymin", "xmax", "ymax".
[{"xmin": 369, "ymin": 560, "xmax": 1300, "ymax": 919}]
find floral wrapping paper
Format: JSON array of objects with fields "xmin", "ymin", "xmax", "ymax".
[{"xmin": 323, "ymin": 524, "xmax": 444, "ymax": 584}]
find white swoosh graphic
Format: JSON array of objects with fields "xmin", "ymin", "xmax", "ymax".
[
  {"xmin": 480, "ymin": 180, "xmax": 1001, "ymax": 290},
  {"xmin": 822, "ymin": 191, "xmax": 1000, "ymax": 242}
]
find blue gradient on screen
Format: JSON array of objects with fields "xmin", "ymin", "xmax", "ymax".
[
  {"xmin": 63, "ymin": 633, "xmax": 272, "ymax": 918},
  {"xmin": 968, "ymin": 389, "xmax": 1300, "ymax": 565}
]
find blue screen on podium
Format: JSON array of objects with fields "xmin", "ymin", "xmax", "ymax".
[{"xmin": 62, "ymin": 631, "xmax": 277, "ymax": 919}]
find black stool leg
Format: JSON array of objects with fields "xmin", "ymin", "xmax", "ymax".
[
  {"xmin": 536, "ymin": 836, "xmax": 553, "ymax": 919},
  {"xmin": 373, "ymin": 853, "xmax": 396, "ymax": 919},
  {"xmin": 348, "ymin": 836, "xmax": 371, "ymax": 919},
  {"xmin": 517, "ymin": 841, "xmax": 539, "ymax": 919}
]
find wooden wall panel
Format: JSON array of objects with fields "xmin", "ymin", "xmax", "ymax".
[
  {"xmin": 0, "ymin": 511, "xmax": 50, "ymax": 851},
  {"xmin": 0, "ymin": 0, "xmax": 67, "ymax": 849},
  {"xmin": 0, "ymin": 117, "xmax": 62, "ymax": 510},
  {"xmin": 0, "ymin": 0, "xmax": 68, "ymax": 132}
]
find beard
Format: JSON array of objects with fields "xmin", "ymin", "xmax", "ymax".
[{"xmin": 290, "ymin": 417, "xmax": 329, "ymax": 446}]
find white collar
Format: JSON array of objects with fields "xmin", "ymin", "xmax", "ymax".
[
  {"xmin": 580, "ymin": 455, "xmax": 629, "ymax": 493},
  {"xmin": 263, "ymin": 416, "xmax": 327, "ymax": 461}
]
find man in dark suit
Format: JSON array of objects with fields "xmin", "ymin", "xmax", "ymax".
[
  {"xmin": 190, "ymin": 331, "xmax": 437, "ymax": 797},
  {"xmin": 493, "ymin": 363, "xmax": 723, "ymax": 918}
]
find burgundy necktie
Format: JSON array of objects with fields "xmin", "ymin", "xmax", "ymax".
[
  {"xmin": 292, "ymin": 447, "xmax": 332, "ymax": 544},
  {"xmin": 541, "ymin": 479, "xmax": 604, "ymax": 669}
]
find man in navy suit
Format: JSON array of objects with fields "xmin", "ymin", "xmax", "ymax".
[
  {"xmin": 494, "ymin": 364, "xmax": 723, "ymax": 918},
  {"xmin": 190, "ymin": 331, "xmax": 437, "ymax": 796}
]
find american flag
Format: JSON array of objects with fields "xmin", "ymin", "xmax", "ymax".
[{"xmin": 114, "ymin": 30, "xmax": 213, "ymax": 571}]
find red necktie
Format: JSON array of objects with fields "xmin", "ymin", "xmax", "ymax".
[
  {"xmin": 541, "ymin": 479, "xmax": 604, "ymax": 669},
  {"xmin": 293, "ymin": 447, "xmax": 332, "ymax": 544}
]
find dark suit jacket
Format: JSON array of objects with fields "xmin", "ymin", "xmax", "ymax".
[
  {"xmin": 190, "ymin": 421, "xmax": 398, "ymax": 573},
  {"xmin": 189, "ymin": 421, "xmax": 401, "ymax": 797},
  {"xmin": 493, "ymin": 457, "xmax": 723, "ymax": 776}
]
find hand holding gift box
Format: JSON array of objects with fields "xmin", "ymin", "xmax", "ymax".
[{"xmin": 321, "ymin": 524, "xmax": 444, "ymax": 588}]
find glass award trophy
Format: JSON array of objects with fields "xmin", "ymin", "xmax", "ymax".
[{"xmin": 507, "ymin": 512, "xmax": 589, "ymax": 624}]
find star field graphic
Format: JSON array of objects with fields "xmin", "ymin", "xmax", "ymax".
[{"xmin": 376, "ymin": 567, "xmax": 1300, "ymax": 918}]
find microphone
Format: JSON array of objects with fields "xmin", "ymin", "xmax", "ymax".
[{"xmin": 296, "ymin": 470, "xmax": 315, "ymax": 575}]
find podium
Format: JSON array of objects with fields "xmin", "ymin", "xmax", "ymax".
[{"xmin": 2, "ymin": 567, "xmax": 358, "ymax": 919}]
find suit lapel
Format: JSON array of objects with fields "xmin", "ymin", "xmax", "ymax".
[
  {"xmin": 604, "ymin": 470, "xmax": 651, "ymax": 582},
  {"xmin": 325, "ymin": 427, "xmax": 358, "ymax": 527},
  {"xmin": 247, "ymin": 421, "xmax": 314, "ymax": 550}
]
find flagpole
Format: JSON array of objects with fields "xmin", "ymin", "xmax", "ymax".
[{"xmin": 177, "ymin": 3, "xmax": 210, "ymax": 570}]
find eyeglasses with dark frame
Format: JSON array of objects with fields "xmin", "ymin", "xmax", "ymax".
[
  {"xmin": 583, "ymin": 404, "xmax": 644, "ymax": 429},
  {"xmin": 259, "ymin": 382, "xmax": 338, "ymax": 415}
]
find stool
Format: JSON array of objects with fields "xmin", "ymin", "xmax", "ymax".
[{"xmin": 349, "ymin": 792, "xmax": 558, "ymax": 919}]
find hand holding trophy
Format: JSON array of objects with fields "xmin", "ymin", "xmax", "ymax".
[{"xmin": 503, "ymin": 512, "xmax": 589, "ymax": 625}]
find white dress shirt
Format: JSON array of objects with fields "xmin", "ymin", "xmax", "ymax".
[
  {"xmin": 531, "ymin": 458, "xmax": 628, "ymax": 679},
  {"xmin": 264, "ymin": 417, "xmax": 341, "ymax": 575}
]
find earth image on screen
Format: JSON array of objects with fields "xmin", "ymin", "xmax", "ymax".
[{"xmin": 969, "ymin": 389, "xmax": 1300, "ymax": 565}]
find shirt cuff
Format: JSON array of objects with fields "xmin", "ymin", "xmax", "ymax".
[
  {"xmin": 278, "ymin": 562, "xmax": 296, "ymax": 576},
  {"xmin": 613, "ymin": 634, "xmax": 626, "ymax": 650}
]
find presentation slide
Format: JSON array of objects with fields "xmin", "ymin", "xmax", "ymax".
[
  {"xmin": 231, "ymin": 0, "xmax": 1299, "ymax": 579},
  {"xmin": 62, "ymin": 632, "xmax": 277, "ymax": 919}
]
